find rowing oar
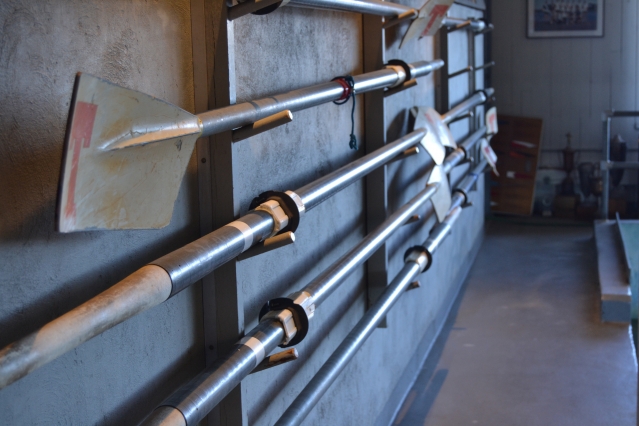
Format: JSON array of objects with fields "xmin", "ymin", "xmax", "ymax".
[
  {"xmin": 0, "ymin": 120, "xmax": 441, "ymax": 391},
  {"xmin": 57, "ymin": 59, "xmax": 442, "ymax": 233},
  {"xmin": 275, "ymin": 159, "xmax": 490, "ymax": 426},
  {"xmin": 229, "ymin": 0, "xmax": 486, "ymax": 47},
  {"xmin": 140, "ymin": 126, "xmax": 491, "ymax": 426}
]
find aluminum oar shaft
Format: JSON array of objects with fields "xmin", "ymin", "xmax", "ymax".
[
  {"xmin": 0, "ymin": 129, "xmax": 426, "ymax": 391},
  {"xmin": 198, "ymin": 60, "xmax": 443, "ymax": 137},
  {"xmin": 142, "ymin": 133, "xmax": 487, "ymax": 426},
  {"xmin": 276, "ymin": 161, "xmax": 487, "ymax": 426},
  {"xmin": 288, "ymin": 0, "xmax": 411, "ymax": 16}
]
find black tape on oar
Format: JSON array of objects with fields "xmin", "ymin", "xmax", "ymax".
[
  {"xmin": 249, "ymin": 191, "xmax": 301, "ymax": 234},
  {"xmin": 385, "ymin": 59, "xmax": 413, "ymax": 81},
  {"xmin": 332, "ymin": 76, "xmax": 358, "ymax": 150},
  {"xmin": 251, "ymin": 1, "xmax": 282, "ymax": 15},
  {"xmin": 404, "ymin": 245, "xmax": 433, "ymax": 273},
  {"xmin": 259, "ymin": 298, "xmax": 310, "ymax": 347}
]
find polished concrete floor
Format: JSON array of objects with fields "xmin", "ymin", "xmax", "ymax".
[{"xmin": 393, "ymin": 220, "xmax": 637, "ymax": 426}]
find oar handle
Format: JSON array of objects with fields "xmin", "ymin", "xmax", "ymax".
[{"xmin": 0, "ymin": 266, "xmax": 172, "ymax": 389}]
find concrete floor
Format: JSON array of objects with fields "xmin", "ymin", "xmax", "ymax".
[{"xmin": 393, "ymin": 220, "xmax": 637, "ymax": 426}]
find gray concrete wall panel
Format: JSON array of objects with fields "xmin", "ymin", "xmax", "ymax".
[{"xmin": 0, "ymin": 1, "xmax": 203, "ymax": 425}]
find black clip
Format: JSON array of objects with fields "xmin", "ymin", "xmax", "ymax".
[
  {"xmin": 249, "ymin": 190, "xmax": 302, "ymax": 234},
  {"xmin": 259, "ymin": 298, "xmax": 310, "ymax": 348}
]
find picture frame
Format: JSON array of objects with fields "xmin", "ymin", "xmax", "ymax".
[{"xmin": 527, "ymin": 0, "xmax": 604, "ymax": 38}]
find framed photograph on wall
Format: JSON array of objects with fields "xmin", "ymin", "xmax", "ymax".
[{"xmin": 527, "ymin": 0, "xmax": 604, "ymax": 38}]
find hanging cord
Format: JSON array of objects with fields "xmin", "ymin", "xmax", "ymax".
[{"xmin": 332, "ymin": 76, "xmax": 358, "ymax": 150}]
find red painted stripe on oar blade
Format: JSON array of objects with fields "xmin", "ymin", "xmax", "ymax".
[
  {"xmin": 64, "ymin": 101, "xmax": 98, "ymax": 224},
  {"xmin": 421, "ymin": 5, "xmax": 449, "ymax": 37}
]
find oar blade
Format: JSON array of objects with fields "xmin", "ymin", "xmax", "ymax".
[
  {"xmin": 413, "ymin": 106, "xmax": 456, "ymax": 152},
  {"xmin": 57, "ymin": 73, "xmax": 202, "ymax": 232},
  {"xmin": 400, "ymin": 0, "xmax": 455, "ymax": 47}
]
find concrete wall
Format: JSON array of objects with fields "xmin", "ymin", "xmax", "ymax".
[
  {"xmin": 231, "ymin": 3, "xmax": 486, "ymax": 426},
  {"xmin": 0, "ymin": 1, "xmax": 486, "ymax": 425},
  {"xmin": 0, "ymin": 1, "xmax": 204, "ymax": 425},
  {"xmin": 492, "ymin": 0, "xmax": 639, "ymax": 171}
]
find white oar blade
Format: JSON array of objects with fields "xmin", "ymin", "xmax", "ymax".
[
  {"xmin": 57, "ymin": 73, "xmax": 202, "ymax": 232},
  {"xmin": 480, "ymin": 138, "xmax": 499, "ymax": 176},
  {"xmin": 400, "ymin": 0, "xmax": 455, "ymax": 47},
  {"xmin": 412, "ymin": 107, "xmax": 446, "ymax": 165},
  {"xmin": 427, "ymin": 165, "xmax": 452, "ymax": 222},
  {"xmin": 486, "ymin": 106, "xmax": 498, "ymax": 140},
  {"xmin": 415, "ymin": 107, "xmax": 456, "ymax": 150}
]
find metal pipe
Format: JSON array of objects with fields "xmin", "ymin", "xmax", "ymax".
[
  {"xmin": 141, "ymin": 137, "xmax": 487, "ymax": 426},
  {"xmin": 448, "ymin": 66, "xmax": 473, "ymax": 79},
  {"xmin": 442, "ymin": 17, "xmax": 486, "ymax": 32},
  {"xmin": 303, "ymin": 184, "xmax": 437, "ymax": 306},
  {"xmin": 144, "ymin": 184, "xmax": 439, "ymax": 426},
  {"xmin": 0, "ymin": 129, "xmax": 428, "ymax": 391},
  {"xmin": 198, "ymin": 60, "xmax": 443, "ymax": 137},
  {"xmin": 601, "ymin": 161, "xmax": 639, "ymax": 170},
  {"xmin": 603, "ymin": 110, "xmax": 639, "ymax": 118},
  {"xmin": 441, "ymin": 127, "xmax": 486, "ymax": 175},
  {"xmin": 602, "ymin": 116, "xmax": 611, "ymax": 218},
  {"xmin": 288, "ymin": 0, "xmax": 411, "ymax": 16},
  {"xmin": 475, "ymin": 61, "xmax": 496, "ymax": 71},
  {"xmin": 297, "ymin": 130, "xmax": 426, "ymax": 210},
  {"xmin": 288, "ymin": 0, "xmax": 489, "ymax": 37},
  {"xmin": 275, "ymin": 161, "xmax": 487, "ymax": 426},
  {"xmin": 441, "ymin": 88, "xmax": 493, "ymax": 125},
  {"xmin": 228, "ymin": 0, "xmax": 281, "ymax": 20},
  {"xmin": 275, "ymin": 261, "xmax": 423, "ymax": 426}
]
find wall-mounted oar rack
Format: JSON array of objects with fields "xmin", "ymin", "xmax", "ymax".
[
  {"xmin": 0, "ymin": 125, "xmax": 441, "ymax": 391},
  {"xmin": 141, "ymin": 124, "xmax": 491, "ymax": 426},
  {"xmin": 57, "ymin": 59, "xmax": 442, "ymax": 233},
  {"xmin": 275, "ymin": 159, "xmax": 489, "ymax": 426},
  {"xmin": 228, "ymin": 0, "xmax": 487, "ymax": 46}
]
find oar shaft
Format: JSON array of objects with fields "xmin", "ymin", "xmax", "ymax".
[
  {"xmin": 144, "ymin": 183, "xmax": 439, "ymax": 426},
  {"xmin": 441, "ymin": 88, "xmax": 494, "ymax": 125},
  {"xmin": 0, "ymin": 266, "xmax": 173, "ymax": 389},
  {"xmin": 142, "ymin": 132, "xmax": 490, "ymax": 426},
  {"xmin": 0, "ymin": 129, "xmax": 426, "ymax": 391},
  {"xmin": 297, "ymin": 129, "xmax": 425, "ymax": 210},
  {"xmin": 276, "ymin": 161, "xmax": 487, "ymax": 426},
  {"xmin": 442, "ymin": 17, "xmax": 486, "ymax": 32},
  {"xmin": 441, "ymin": 127, "xmax": 486, "ymax": 174},
  {"xmin": 198, "ymin": 60, "xmax": 443, "ymax": 137},
  {"xmin": 288, "ymin": 0, "xmax": 411, "ymax": 16}
]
